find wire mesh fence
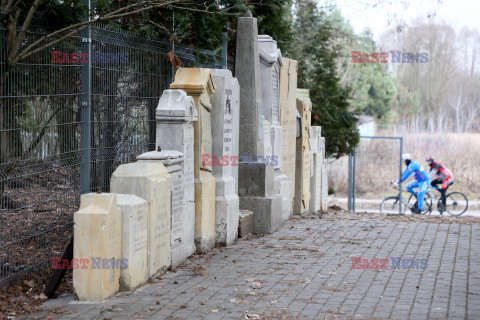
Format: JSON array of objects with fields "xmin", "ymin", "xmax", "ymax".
[{"xmin": 0, "ymin": 22, "xmax": 232, "ymax": 287}]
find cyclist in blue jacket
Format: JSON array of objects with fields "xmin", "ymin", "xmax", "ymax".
[{"xmin": 394, "ymin": 153, "xmax": 430, "ymax": 214}]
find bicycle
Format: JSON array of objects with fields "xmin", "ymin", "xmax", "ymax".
[
  {"xmin": 380, "ymin": 183, "xmax": 432, "ymax": 215},
  {"xmin": 423, "ymin": 184, "xmax": 468, "ymax": 215}
]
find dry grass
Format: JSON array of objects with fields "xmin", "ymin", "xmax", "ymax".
[{"xmin": 328, "ymin": 133, "xmax": 480, "ymax": 201}]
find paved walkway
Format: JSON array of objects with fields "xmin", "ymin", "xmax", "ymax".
[{"xmin": 37, "ymin": 211, "xmax": 480, "ymax": 319}]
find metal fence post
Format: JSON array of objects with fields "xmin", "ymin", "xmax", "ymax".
[
  {"xmin": 80, "ymin": 0, "xmax": 91, "ymax": 194},
  {"xmin": 399, "ymin": 137, "xmax": 403, "ymax": 214}
]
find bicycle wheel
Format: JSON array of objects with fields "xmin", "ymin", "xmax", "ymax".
[
  {"xmin": 407, "ymin": 194, "xmax": 432, "ymax": 214},
  {"xmin": 380, "ymin": 196, "xmax": 406, "ymax": 214},
  {"xmin": 445, "ymin": 192, "xmax": 468, "ymax": 216}
]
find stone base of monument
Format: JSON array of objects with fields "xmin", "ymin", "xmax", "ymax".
[
  {"xmin": 194, "ymin": 171, "xmax": 216, "ymax": 253},
  {"xmin": 274, "ymin": 171, "xmax": 291, "ymax": 221},
  {"xmin": 117, "ymin": 194, "xmax": 149, "ymax": 291},
  {"xmin": 240, "ymin": 194, "xmax": 282, "ymax": 234},
  {"xmin": 215, "ymin": 192, "xmax": 240, "ymax": 247},
  {"xmin": 238, "ymin": 210, "xmax": 254, "ymax": 237}
]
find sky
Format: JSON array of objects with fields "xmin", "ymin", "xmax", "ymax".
[{"xmin": 327, "ymin": 0, "xmax": 480, "ymax": 41}]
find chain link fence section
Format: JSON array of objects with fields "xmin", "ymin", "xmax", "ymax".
[
  {"xmin": 0, "ymin": 22, "xmax": 232, "ymax": 287},
  {"xmin": 350, "ymin": 136, "xmax": 403, "ymax": 213}
]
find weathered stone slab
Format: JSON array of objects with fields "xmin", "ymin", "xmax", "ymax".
[
  {"xmin": 294, "ymin": 89, "xmax": 312, "ymax": 215},
  {"xmin": 73, "ymin": 193, "xmax": 121, "ymax": 301},
  {"xmin": 170, "ymin": 68, "xmax": 217, "ymax": 253},
  {"xmin": 211, "ymin": 69, "xmax": 240, "ymax": 246},
  {"xmin": 116, "ymin": 194, "xmax": 148, "ymax": 291},
  {"xmin": 236, "ymin": 12, "xmax": 282, "ymax": 234},
  {"xmin": 279, "ymin": 58, "xmax": 298, "ymax": 216},
  {"xmin": 110, "ymin": 162, "xmax": 171, "ymax": 277},
  {"xmin": 309, "ymin": 126, "xmax": 322, "ymax": 213},
  {"xmin": 155, "ymin": 89, "xmax": 197, "ymax": 266},
  {"xmin": 238, "ymin": 210, "xmax": 254, "ymax": 238},
  {"xmin": 137, "ymin": 150, "xmax": 192, "ymax": 268},
  {"xmin": 321, "ymin": 143, "xmax": 329, "ymax": 212}
]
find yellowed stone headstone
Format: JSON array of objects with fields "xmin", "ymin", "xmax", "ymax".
[
  {"xmin": 73, "ymin": 193, "xmax": 121, "ymax": 301},
  {"xmin": 294, "ymin": 89, "xmax": 311, "ymax": 215},
  {"xmin": 279, "ymin": 58, "xmax": 298, "ymax": 215},
  {"xmin": 170, "ymin": 68, "xmax": 217, "ymax": 253},
  {"xmin": 110, "ymin": 162, "xmax": 171, "ymax": 277}
]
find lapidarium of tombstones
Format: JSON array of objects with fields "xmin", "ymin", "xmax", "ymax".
[
  {"xmin": 110, "ymin": 162, "xmax": 172, "ymax": 277},
  {"xmin": 155, "ymin": 89, "xmax": 197, "ymax": 266},
  {"xmin": 170, "ymin": 68, "xmax": 217, "ymax": 253},
  {"xmin": 73, "ymin": 193, "xmax": 122, "ymax": 301},
  {"xmin": 279, "ymin": 58, "xmax": 298, "ymax": 217},
  {"xmin": 235, "ymin": 12, "xmax": 282, "ymax": 234},
  {"xmin": 211, "ymin": 69, "xmax": 240, "ymax": 246},
  {"xmin": 294, "ymin": 89, "xmax": 312, "ymax": 215}
]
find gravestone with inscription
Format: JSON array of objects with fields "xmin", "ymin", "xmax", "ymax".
[
  {"xmin": 170, "ymin": 68, "xmax": 217, "ymax": 253},
  {"xmin": 110, "ymin": 162, "xmax": 171, "ymax": 277},
  {"xmin": 116, "ymin": 194, "xmax": 148, "ymax": 290},
  {"xmin": 137, "ymin": 150, "xmax": 191, "ymax": 268},
  {"xmin": 309, "ymin": 126, "xmax": 322, "ymax": 213},
  {"xmin": 73, "ymin": 193, "xmax": 122, "ymax": 301},
  {"xmin": 294, "ymin": 89, "xmax": 312, "ymax": 215},
  {"xmin": 258, "ymin": 35, "xmax": 291, "ymax": 222},
  {"xmin": 211, "ymin": 69, "xmax": 240, "ymax": 246},
  {"xmin": 279, "ymin": 58, "xmax": 298, "ymax": 217},
  {"xmin": 320, "ymin": 138, "xmax": 329, "ymax": 212},
  {"xmin": 235, "ymin": 12, "xmax": 282, "ymax": 234},
  {"xmin": 154, "ymin": 89, "xmax": 197, "ymax": 265}
]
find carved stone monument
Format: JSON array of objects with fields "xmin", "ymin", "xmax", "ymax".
[
  {"xmin": 235, "ymin": 12, "xmax": 282, "ymax": 234},
  {"xmin": 279, "ymin": 58, "xmax": 298, "ymax": 216},
  {"xmin": 73, "ymin": 193, "xmax": 121, "ymax": 301},
  {"xmin": 211, "ymin": 69, "xmax": 240, "ymax": 246},
  {"xmin": 309, "ymin": 126, "xmax": 322, "ymax": 213},
  {"xmin": 110, "ymin": 162, "xmax": 171, "ymax": 277},
  {"xmin": 294, "ymin": 89, "xmax": 312, "ymax": 215},
  {"xmin": 170, "ymin": 68, "xmax": 217, "ymax": 252}
]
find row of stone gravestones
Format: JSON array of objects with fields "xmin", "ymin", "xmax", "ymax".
[{"xmin": 72, "ymin": 12, "xmax": 328, "ymax": 301}]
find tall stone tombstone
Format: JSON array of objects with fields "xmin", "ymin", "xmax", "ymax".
[
  {"xmin": 279, "ymin": 58, "xmax": 298, "ymax": 218},
  {"xmin": 73, "ymin": 193, "xmax": 121, "ymax": 301},
  {"xmin": 110, "ymin": 162, "xmax": 171, "ymax": 277},
  {"xmin": 258, "ymin": 35, "xmax": 291, "ymax": 222},
  {"xmin": 235, "ymin": 12, "xmax": 282, "ymax": 234},
  {"xmin": 211, "ymin": 69, "xmax": 240, "ymax": 246},
  {"xmin": 294, "ymin": 89, "xmax": 312, "ymax": 215},
  {"xmin": 170, "ymin": 68, "xmax": 217, "ymax": 253},
  {"xmin": 309, "ymin": 126, "xmax": 322, "ymax": 213},
  {"xmin": 137, "ymin": 150, "xmax": 192, "ymax": 268},
  {"xmin": 153, "ymin": 89, "xmax": 197, "ymax": 265}
]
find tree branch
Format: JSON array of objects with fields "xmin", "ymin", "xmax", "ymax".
[{"xmin": 8, "ymin": 0, "xmax": 42, "ymax": 61}]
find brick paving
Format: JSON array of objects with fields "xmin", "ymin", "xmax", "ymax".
[{"xmin": 36, "ymin": 211, "xmax": 480, "ymax": 319}]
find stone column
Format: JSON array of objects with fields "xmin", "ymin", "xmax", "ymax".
[
  {"xmin": 170, "ymin": 68, "xmax": 217, "ymax": 253},
  {"xmin": 137, "ymin": 150, "xmax": 192, "ymax": 268},
  {"xmin": 235, "ymin": 12, "xmax": 282, "ymax": 234},
  {"xmin": 280, "ymin": 58, "xmax": 298, "ymax": 216},
  {"xmin": 294, "ymin": 89, "xmax": 312, "ymax": 215},
  {"xmin": 211, "ymin": 69, "xmax": 240, "ymax": 246},
  {"xmin": 154, "ymin": 89, "xmax": 197, "ymax": 265},
  {"xmin": 73, "ymin": 193, "xmax": 121, "ymax": 301},
  {"xmin": 259, "ymin": 35, "xmax": 291, "ymax": 222},
  {"xmin": 110, "ymin": 162, "xmax": 171, "ymax": 277},
  {"xmin": 309, "ymin": 126, "xmax": 322, "ymax": 213},
  {"xmin": 320, "ymin": 137, "xmax": 329, "ymax": 212}
]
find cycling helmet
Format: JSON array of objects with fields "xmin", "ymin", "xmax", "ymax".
[
  {"xmin": 402, "ymin": 153, "xmax": 411, "ymax": 161},
  {"xmin": 426, "ymin": 156, "xmax": 434, "ymax": 164}
]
